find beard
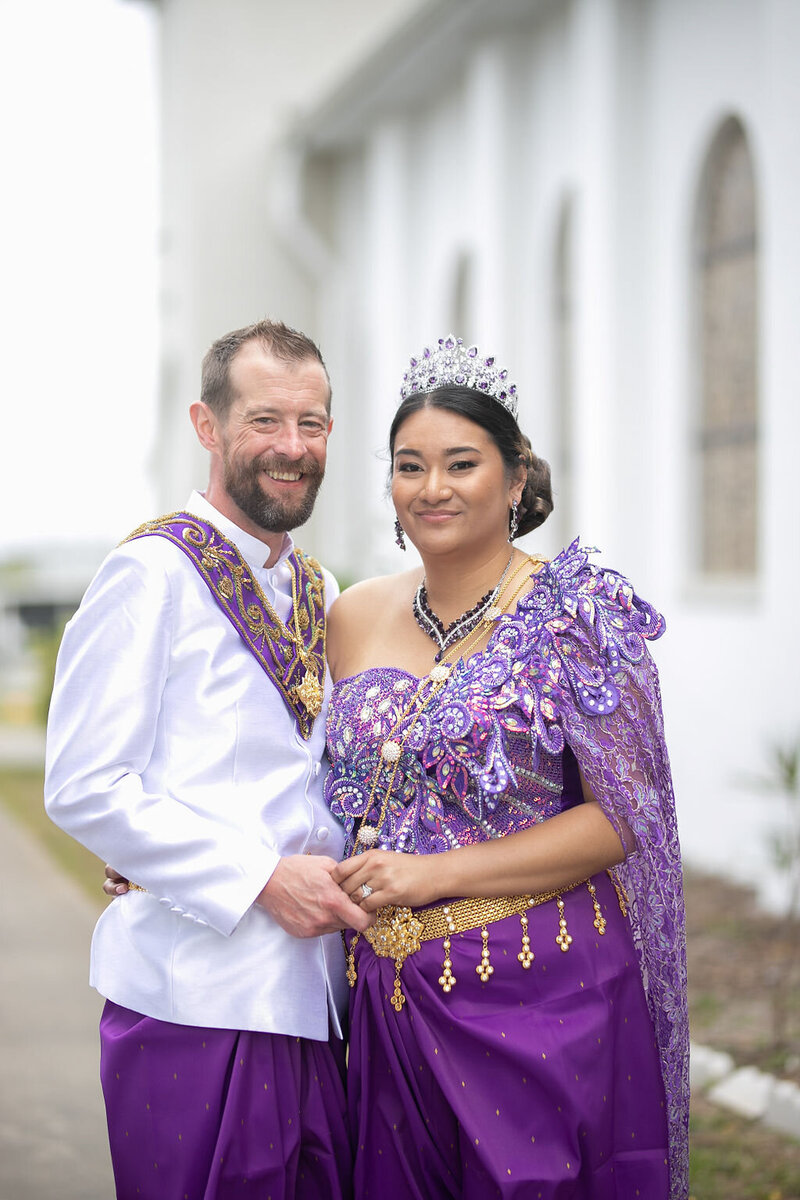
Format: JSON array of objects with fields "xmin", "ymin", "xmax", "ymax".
[{"xmin": 222, "ymin": 452, "xmax": 325, "ymax": 534}]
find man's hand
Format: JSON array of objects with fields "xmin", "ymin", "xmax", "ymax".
[
  {"xmin": 103, "ymin": 865, "xmax": 129, "ymax": 897},
  {"xmin": 256, "ymin": 856, "xmax": 373, "ymax": 937}
]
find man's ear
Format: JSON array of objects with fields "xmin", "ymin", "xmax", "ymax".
[{"xmin": 190, "ymin": 401, "xmax": 220, "ymax": 453}]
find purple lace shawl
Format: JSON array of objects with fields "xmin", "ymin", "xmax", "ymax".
[{"xmin": 326, "ymin": 541, "xmax": 689, "ymax": 1196}]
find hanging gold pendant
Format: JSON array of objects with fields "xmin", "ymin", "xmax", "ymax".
[{"xmin": 293, "ymin": 669, "xmax": 324, "ymax": 716}]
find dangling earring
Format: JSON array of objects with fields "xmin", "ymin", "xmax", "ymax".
[
  {"xmin": 508, "ymin": 499, "xmax": 519, "ymax": 542},
  {"xmin": 394, "ymin": 517, "xmax": 407, "ymax": 551}
]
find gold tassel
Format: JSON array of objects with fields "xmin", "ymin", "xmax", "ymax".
[
  {"xmin": 476, "ymin": 925, "xmax": 494, "ymax": 981},
  {"xmin": 518, "ymin": 908, "xmax": 534, "ymax": 968},
  {"xmin": 438, "ymin": 934, "xmax": 456, "ymax": 992},
  {"xmin": 587, "ymin": 880, "xmax": 607, "ymax": 935},
  {"xmin": 390, "ymin": 961, "xmax": 406, "ymax": 1011},
  {"xmin": 344, "ymin": 932, "xmax": 360, "ymax": 987},
  {"xmin": 555, "ymin": 895, "xmax": 572, "ymax": 952}
]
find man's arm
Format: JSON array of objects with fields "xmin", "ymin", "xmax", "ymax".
[{"xmin": 46, "ymin": 544, "xmax": 367, "ymax": 937}]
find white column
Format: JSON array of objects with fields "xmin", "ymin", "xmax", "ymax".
[
  {"xmin": 359, "ymin": 121, "xmax": 413, "ymax": 574},
  {"xmin": 570, "ymin": 0, "xmax": 619, "ymax": 553},
  {"xmin": 462, "ymin": 42, "xmax": 509, "ymax": 351}
]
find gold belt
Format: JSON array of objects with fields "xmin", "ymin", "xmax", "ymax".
[{"xmin": 345, "ymin": 872, "xmax": 629, "ymax": 1014}]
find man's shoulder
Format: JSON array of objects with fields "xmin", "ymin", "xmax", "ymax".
[{"xmin": 91, "ymin": 514, "xmax": 201, "ymax": 587}]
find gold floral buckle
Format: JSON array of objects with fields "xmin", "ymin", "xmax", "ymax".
[{"xmin": 363, "ymin": 906, "xmax": 424, "ymax": 1011}]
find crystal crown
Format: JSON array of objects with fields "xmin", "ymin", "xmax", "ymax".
[{"xmin": 400, "ymin": 335, "xmax": 518, "ymax": 420}]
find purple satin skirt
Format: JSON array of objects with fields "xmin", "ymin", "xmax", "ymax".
[
  {"xmin": 346, "ymin": 871, "xmax": 669, "ymax": 1199},
  {"xmin": 100, "ymin": 1002, "xmax": 352, "ymax": 1200}
]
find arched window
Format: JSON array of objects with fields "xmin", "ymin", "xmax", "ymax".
[
  {"xmin": 693, "ymin": 116, "xmax": 759, "ymax": 576},
  {"xmin": 553, "ymin": 197, "xmax": 575, "ymax": 544}
]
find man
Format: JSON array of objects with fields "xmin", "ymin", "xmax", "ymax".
[{"xmin": 45, "ymin": 320, "xmax": 369, "ymax": 1200}]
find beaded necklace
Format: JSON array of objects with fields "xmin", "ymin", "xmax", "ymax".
[
  {"xmin": 352, "ymin": 553, "xmax": 542, "ymax": 855},
  {"xmin": 412, "ymin": 550, "xmax": 515, "ymax": 660}
]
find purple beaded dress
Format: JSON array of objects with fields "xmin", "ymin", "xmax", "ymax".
[{"xmin": 325, "ymin": 545, "xmax": 689, "ymax": 1200}]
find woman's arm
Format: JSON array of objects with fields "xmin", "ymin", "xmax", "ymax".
[{"xmin": 331, "ymin": 789, "xmax": 630, "ymax": 911}]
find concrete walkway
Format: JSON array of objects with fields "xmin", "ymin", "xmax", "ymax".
[{"xmin": 0, "ymin": 803, "xmax": 114, "ymax": 1199}]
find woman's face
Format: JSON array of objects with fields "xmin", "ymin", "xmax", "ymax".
[{"xmin": 391, "ymin": 405, "xmax": 523, "ymax": 557}]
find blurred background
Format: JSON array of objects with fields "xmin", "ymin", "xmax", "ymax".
[{"xmin": 0, "ymin": 1, "xmax": 798, "ymax": 1196}]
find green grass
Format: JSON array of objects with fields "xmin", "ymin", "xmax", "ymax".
[
  {"xmin": 0, "ymin": 765, "xmax": 104, "ymax": 908},
  {"xmin": 689, "ymin": 1093, "xmax": 800, "ymax": 1199}
]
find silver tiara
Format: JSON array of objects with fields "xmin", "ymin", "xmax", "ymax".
[{"xmin": 400, "ymin": 335, "xmax": 518, "ymax": 420}]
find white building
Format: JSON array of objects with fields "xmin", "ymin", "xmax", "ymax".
[{"xmin": 153, "ymin": 0, "xmax": 800, "ymax": 904}]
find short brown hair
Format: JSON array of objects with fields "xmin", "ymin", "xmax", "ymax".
[{"xmin": 200, "ymin": 319, "xmax": 331, "ymax": 416}]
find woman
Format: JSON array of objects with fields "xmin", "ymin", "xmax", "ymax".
[{"xmin": 325, "ymin": 336, "xmax": 688, "ymax": 1199}]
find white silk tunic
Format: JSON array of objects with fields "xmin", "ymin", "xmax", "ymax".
[{"xmin": 44, "ymin": 492, "xmax": 348, "ymax": 1039}]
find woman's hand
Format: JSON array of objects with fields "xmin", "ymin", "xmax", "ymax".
[
  {"xmin": 331, "ymin": 850, "xmax": 437, "ymax": 912},
  {"xmin": 103, "ymin": 864, "xmax": 129, "ymax": 897}
]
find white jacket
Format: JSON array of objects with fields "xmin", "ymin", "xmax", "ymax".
[{"xmin": 45, "ymin": 492, "xmax": 347, "ymax": 1038}]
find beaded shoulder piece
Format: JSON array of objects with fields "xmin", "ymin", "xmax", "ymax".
[
  {"xmin": 406, "ymin": 540, "xmax": 664, "ymax": 805},
  {"xmin": 123, "ymin": 512, "xmax": 327, "ymax": 739}
]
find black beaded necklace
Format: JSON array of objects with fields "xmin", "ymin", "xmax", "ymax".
[{"xmin": 412, "ymin": 551, "xmax": 515, "ymax": 661}]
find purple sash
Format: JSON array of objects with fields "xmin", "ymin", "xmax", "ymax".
[{"xmin": 125, "ymin": 512, "xmax": 327, "ymax": 739}]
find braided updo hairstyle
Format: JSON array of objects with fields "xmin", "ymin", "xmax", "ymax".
[{"xmin": 388, "ymin": 386, "xmax": 553, "ymax": 538}]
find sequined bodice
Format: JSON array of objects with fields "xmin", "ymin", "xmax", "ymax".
[
  {"xmin": 326, "ymin": 666, "xmax": 577, "ymax": 856},
  {"xmin": 324, "ymin": 543, "xmax": 664, "ymax": 859}
]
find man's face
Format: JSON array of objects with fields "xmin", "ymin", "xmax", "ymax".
[{"xmin": 217, "ymin": 343, "xmax": 332, "ymax": 535}]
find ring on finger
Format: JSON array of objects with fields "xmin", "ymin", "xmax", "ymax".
[{"xmin": 360, "ymin": 883, "xmax": 373, "ymax": 899}]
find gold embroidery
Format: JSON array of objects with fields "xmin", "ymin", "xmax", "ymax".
[{"xmin": 124, "ymin": 512, "xmax": 327, "ymax": 738}]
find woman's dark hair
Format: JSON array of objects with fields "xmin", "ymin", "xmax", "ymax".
[{"xmin": 389, "ymin": 387, "xmax": 553, "ymax": 537}]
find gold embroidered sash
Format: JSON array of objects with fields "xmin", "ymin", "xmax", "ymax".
[{"xmin": 124, "ymin": 512, "xmax": 327, "ymax": 739}]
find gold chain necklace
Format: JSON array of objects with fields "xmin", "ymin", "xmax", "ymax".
[
  {"xmin": 286, "ymin": 555, "xmax": 327, "ymax": 717},
  {"xmin": 350, "ymin": 554, "xmax": 542, "ymax": 856}
]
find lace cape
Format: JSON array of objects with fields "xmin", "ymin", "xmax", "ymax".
[
  {"xmin": 522, "ymin": 543, "xmax": 689, "ymax": 1198},
  {"xmin": 329, "ymin": 542, "xmax": 689, "ymax": 1196}
]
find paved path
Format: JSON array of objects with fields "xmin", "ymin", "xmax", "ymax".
[{"xmin": 0, "ymin": 803, "xmax": 114, "ymax": 1199}]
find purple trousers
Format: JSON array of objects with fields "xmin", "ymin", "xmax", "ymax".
[
  {"xmin": 346, "ymin": 871, "xmax": 670, "ymax": 1199},
  {"xmin": 99, "ymin": 1002, "xmax": 352, "ymax": 1200}
]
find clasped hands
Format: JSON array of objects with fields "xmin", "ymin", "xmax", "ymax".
[{"xmin": 103, "ymin": 848, "xmax": 432, "ymax": 940}]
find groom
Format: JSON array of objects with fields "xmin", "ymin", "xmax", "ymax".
[{"xmin": 45, "ymin": 319, "xmax": 369, "ymax": 1200}]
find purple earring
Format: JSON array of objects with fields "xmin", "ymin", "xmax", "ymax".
[{"xmin": 394, "ymin": 517, "xmax": 406, "ymax": 551}]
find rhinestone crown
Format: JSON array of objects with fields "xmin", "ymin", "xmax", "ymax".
[{"xmin": 400, "ymin": 335, "xmax": 518, "ymax": 420}]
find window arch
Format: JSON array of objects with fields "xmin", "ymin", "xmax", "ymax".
[{"xmin": 693, "ymin": 116, "xmax": 760, "ymax": 576}]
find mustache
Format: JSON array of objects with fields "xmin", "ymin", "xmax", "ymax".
[{"xmin": 252, "ymin": 453, "xmax": 324, "ymax": 481}]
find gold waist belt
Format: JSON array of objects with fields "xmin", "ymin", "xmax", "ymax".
[{"xmin": 345, "ymin": 872, "xmax": 629, "ymax": 1014}]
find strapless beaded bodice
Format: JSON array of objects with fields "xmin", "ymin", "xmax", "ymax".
[
  {"xmin": 324, "ymin": 544, "xmax": 665, "ymax": 859},
  {"xmin": 325, "ymin": 665, "xmax": 577, "ymax": 857}
]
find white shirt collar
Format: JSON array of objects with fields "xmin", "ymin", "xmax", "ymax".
[{"xmin": 185, "ymin": 490, "xmax": 295, "ymax": 573}]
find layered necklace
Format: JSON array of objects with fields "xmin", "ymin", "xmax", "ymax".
[{"xmin": 413, "ymin": 550, "xmax": 515, "ymax": 661}]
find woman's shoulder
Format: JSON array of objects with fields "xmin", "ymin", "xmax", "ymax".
[{"xmin": 328, "ymin": 568, "xmax": 421, "ymax": 625}]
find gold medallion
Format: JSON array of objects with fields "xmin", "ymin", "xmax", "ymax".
[{"xmin": 294, "ymin": 669, "xmax": 324, "ymax": 717}]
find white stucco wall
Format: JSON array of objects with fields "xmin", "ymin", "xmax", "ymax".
[
  {"xmin": 293, "ymin": 0, "xmax": 800, "ymax": 902},
  {"xmin": 156, "ymin": 0, "xmax": 799, "ymax": 902}
]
